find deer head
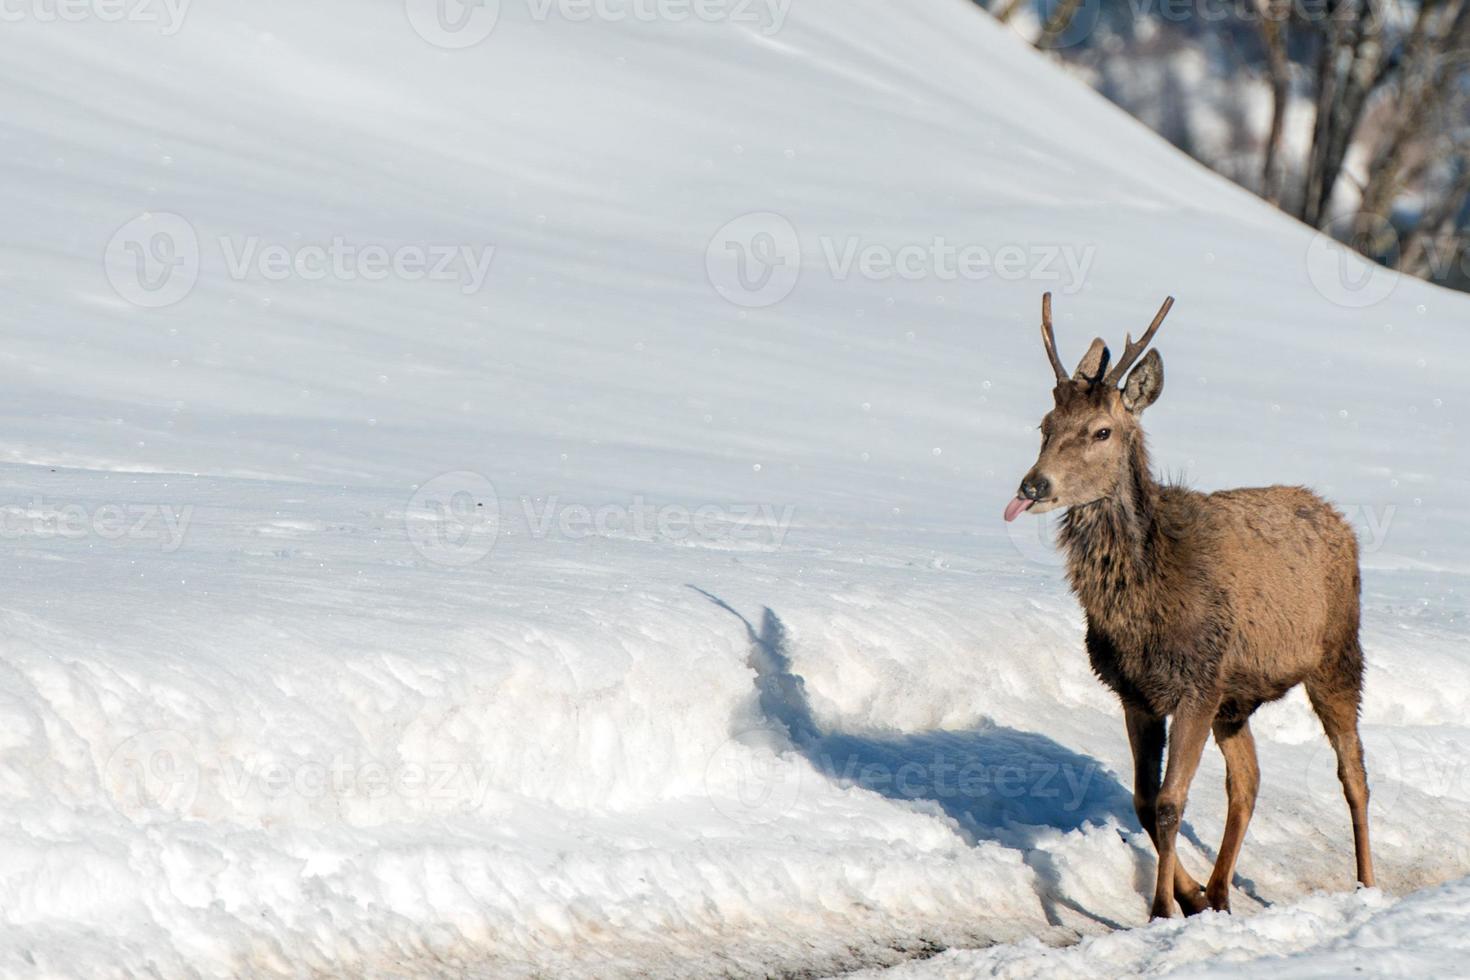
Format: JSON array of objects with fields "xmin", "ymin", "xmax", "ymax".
[{"xmin": 1004, "ymin": 293, "xmax": 1174, "ymax": 521}]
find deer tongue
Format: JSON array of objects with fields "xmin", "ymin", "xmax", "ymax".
[{"xmin": 1004, "ymin": 497, "xmax": 1034, "ymax": 522}]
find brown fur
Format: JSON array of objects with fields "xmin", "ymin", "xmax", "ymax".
[{"xmin": 1013, "ymin": 299, "xmax": 1374, "ymax": 918}]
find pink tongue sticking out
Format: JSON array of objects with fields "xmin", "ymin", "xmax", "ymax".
[{"xmin": 1004, "ymin": 497, "xmax": 1034, "ymax": 523}]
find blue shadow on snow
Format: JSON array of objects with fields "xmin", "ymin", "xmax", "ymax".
[{"xmin": 688, "ymin": 586, "xmax": 1214, "ymax": 930}]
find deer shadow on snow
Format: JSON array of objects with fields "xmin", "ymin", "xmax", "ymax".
[{"xmin": 690, "ymin": 587, "xmax": 1260, "ymax": 932}]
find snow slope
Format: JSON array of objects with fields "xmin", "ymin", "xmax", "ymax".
[{"xmin": 0, "ymin": 1, "xmax": 1468, "ymax": 977}]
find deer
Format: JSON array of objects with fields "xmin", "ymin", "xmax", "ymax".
[{"xmin": 1004, "ymin": 293, "xmax": 1375, "ymax": 919}]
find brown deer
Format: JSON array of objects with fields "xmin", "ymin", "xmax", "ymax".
[{"xmin": 1005, "ymin": 293, "xmax": 1374, "ymax": 918}]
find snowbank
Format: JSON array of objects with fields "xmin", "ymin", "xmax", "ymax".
[
  {"xmin": 0, "ymin": 0, "xmax": 1467, "ymax": 976},
  {"xmin": 844, "ymin": 877, "xmax": 1470, "ymax": 978}
]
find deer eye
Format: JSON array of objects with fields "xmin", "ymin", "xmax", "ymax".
[{"xmin": 1094, "ymin": 428, "xmax": 1112, "ymax": 442}]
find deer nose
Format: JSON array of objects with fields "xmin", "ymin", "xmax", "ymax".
[{"xmin": 1020, "ymin": 474, "xmax": 1051, "ymax": 501}]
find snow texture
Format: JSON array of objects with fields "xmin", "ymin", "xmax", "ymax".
[
  {"xmin": 0, "ymin": 0, "xmax": 1467, "ymax": 977},
  {"xmin": 841, "ymin": 877, "xmax": 1470, "ymax": 978}
]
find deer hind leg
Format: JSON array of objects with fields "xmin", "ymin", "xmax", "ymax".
[
  {"xmin": 1125, "ymin": 705, "xmax": 1208, "ymax": 916},
  {"xmin": 1205, "ymin": 715, "xmax": 1259, "ymax": 912},
  {"xmin": 1306, "ymin": 655, "xmax": 1375, "ymax": 889}
]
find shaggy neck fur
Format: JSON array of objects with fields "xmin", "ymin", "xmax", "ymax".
[{"xmin": 1058, "ymin": 430, "xmax": 1165, "ymax": 631}]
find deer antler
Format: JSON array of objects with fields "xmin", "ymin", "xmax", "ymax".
[
  {"xmin": 1102, "ymin": 296, "xmax": 1174, "ymax": 388},
  {"xmin": 1040, "ymin": 292, "xmax": 1068, "ymax": 385}
]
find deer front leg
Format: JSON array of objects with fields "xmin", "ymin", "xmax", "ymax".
[
  {"xmin": 1125, "ymin": 705, "xmax": 1208, "ymax": 915},
  {"xmin": 1150, "ymin": 698, "xmax": 1219, "ymax": 919}
]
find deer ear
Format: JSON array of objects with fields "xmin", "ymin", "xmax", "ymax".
[
  {"xmin": 1071, "ymin": 338, "xmax": 1111, "ymax": 384},
  {"xmin": 1122, "ymin": 349, "xmax": 1163, "ymax": 414}
]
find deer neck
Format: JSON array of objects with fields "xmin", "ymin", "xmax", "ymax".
[{"xmin": 1058, "ymin": 434, "xmax": 1163, "ymax": 626}]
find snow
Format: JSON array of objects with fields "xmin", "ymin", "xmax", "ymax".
[
  {"xmin": 839, "ymin": 877, "xmax": 1470, "ymax": 978},
  {"xmin": 0, "ymin": 0, "xmax": 1467, "ymax": 978}
]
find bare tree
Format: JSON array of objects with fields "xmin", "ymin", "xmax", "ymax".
[
  {"xmin": 979, "ymin": 0, "xmax": 1470, "ymax": 291},
  {"xmin": 1356, "ymin": 5, "xmax": 1470, "ymax": 242},
  {"xmin": 1256, "ymin": 0, "xmax": 1292, "ymax": 204},
  {"xmin": 1298, "ymin": 0, "xmax": 1390, "ymax": 227}
]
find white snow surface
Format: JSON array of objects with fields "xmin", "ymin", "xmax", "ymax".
[
  {"xmin": 1, "ymin": 2, "xmax": 1468, "ymax": 978},
  {"xmin": 840, "ymin": 876, "xmax": 1470, "ymax": 978}
]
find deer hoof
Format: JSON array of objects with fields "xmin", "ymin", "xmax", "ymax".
[
  {"xmin": 1205, "ymin": 884, "xmax": 1231, "ymax": 913},
  {"xmin": 1177, "ymin": 886, "xmax": 1211, "ymax": 916}
]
